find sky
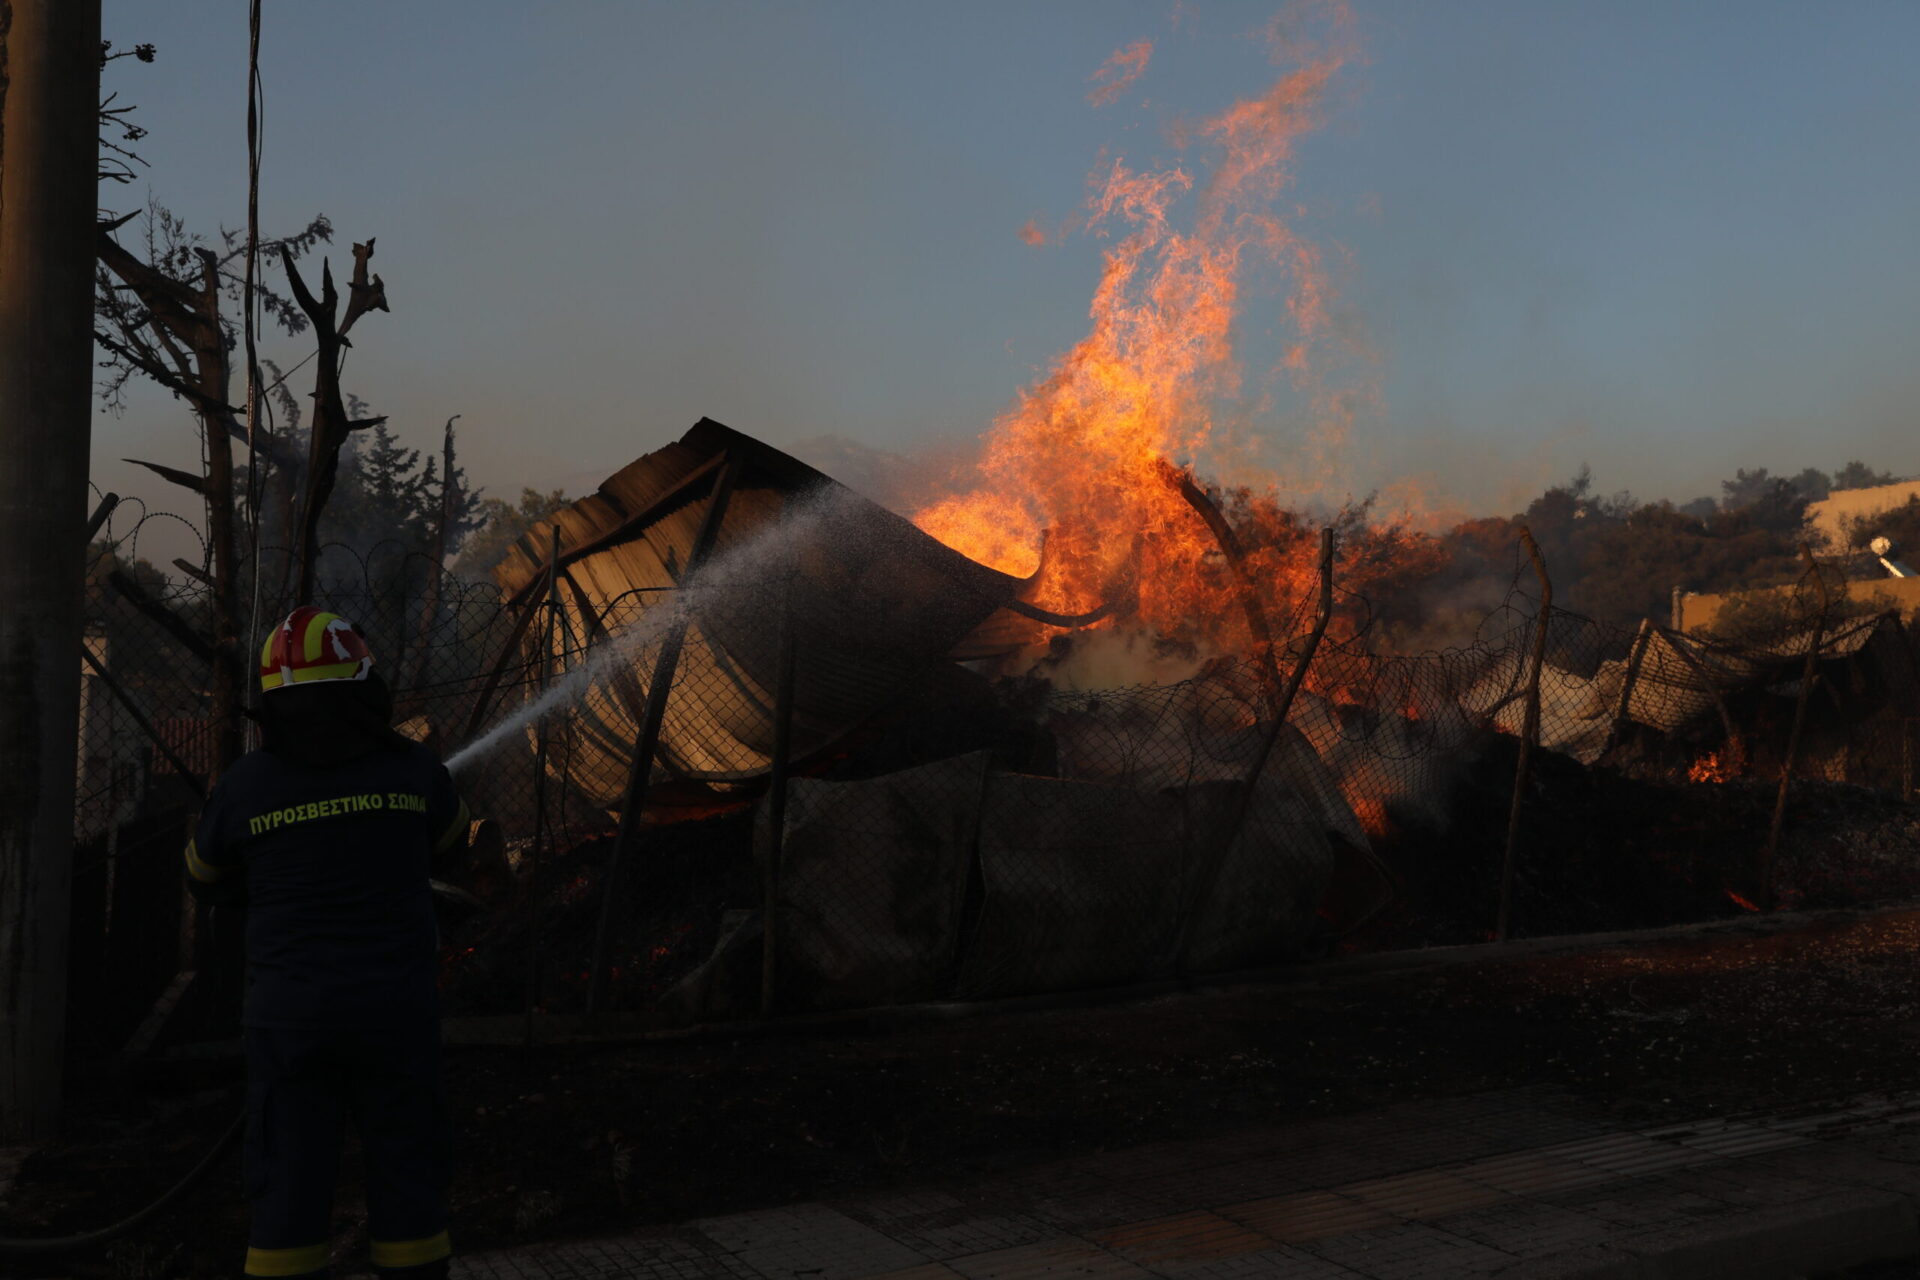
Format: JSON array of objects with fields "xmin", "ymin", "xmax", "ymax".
[{"xmin": 92, "ymin": 1, "xmax": 1920, "ymax": 566}]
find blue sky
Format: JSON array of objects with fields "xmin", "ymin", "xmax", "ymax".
[{"xmin": 93, "ymin": 1, "xmax": 1920, "ymax": 559}]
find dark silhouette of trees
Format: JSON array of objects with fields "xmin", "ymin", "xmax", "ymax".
[
  {"xmin": 1833, "ymin": 460, "xmax": 1901, "ymax": 491},
  {"xmin": 451, "ymin": 488, "xmax": 571, "ymax": 583},
  {"xmin": 319, "ymin": 417, "xmax": 482, "ymax": 565}
]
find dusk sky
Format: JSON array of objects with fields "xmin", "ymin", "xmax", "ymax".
[{"xmin": 93, "ymin": 1, "xmax": 1920, "ymax": 563}]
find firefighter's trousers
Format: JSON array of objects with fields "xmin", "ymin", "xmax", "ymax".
[{"xmin": 241, "ymin": 1021, "xmax": 451, "ymax": 1278}]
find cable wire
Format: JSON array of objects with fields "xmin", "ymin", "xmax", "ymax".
[{"xmin": 242, "ymin": 0, "xmax": 267, "ymax": 749}]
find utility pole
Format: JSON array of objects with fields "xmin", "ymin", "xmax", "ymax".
[{"xmin": 0, "ymin": 0, "xmax": 104, "ymax": 1141}]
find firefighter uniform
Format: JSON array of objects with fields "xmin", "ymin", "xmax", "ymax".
[{"xmin": 187, "ymin": 609, "xmax": 470, "ymax": 1279}]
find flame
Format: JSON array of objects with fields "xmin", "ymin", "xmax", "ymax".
[
  {"xmin": 1347, "ymin": 793, "xmax": 1391, "ymax": 839},
  {"xmin": 1687, "ymin": 753, "xmax": 1731, "ymax": 784},
  {"xmin": 1687, "ymin": 739, "xmax": 1745, "ymax": 783},
  {"xmin": 915, "ymin": 2, "xmax": 1368, "ymax": 652}
]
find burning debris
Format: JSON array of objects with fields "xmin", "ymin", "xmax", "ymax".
[
  {"xmin": 434, "ymin": 409, "xmax": 1920, "ymax": 1022},
  {"xmin": 438, "ymin": 1, "xmax": 1918, "ymax": 1019}
]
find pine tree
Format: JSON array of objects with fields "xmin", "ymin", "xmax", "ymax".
[
  {"xmin": 317, "ymin": 418, "xmax": 482, "ymax": 563},
  {"xmin": 451, "ymin": 488, "xmax": 571, "ymax": 583}
]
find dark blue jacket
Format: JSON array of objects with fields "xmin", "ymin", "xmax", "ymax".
[{"xmin": 186, "ymin": 741, "xmax": 469, "ymax": 1029}]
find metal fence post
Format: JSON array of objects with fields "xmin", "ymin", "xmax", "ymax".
[
  {"xmin": 1904, "ymin": 718, "xmax": 1915, "ymax": 803},
  {"xmin": 457, "ymin": 600, "xmax": 542, "ymax": 747},
  {"xmin": 1496, "ymin": 526, "xmax": 1551, "ymax": 942},
  {"xmin": 1655, "ymin": 627, "xmax": 1742, "ymax": 755},
  {"xmin": 587, "ymin": 449, "xmax": 744, "ymax": 1015},
  {"xmin": 1600, "ymin": 618, "xmax": 1652, "ymax": 759},
  {"xmin": 523, "ymin": 524, "xmax": 562, "ymax": 1051},
  {"xmin": 78, "ymin": 647, "xmax": 207, "ymax": 802},
  {"xmin": 761, "ymin": 561, "xmax": 799, "ymax": 1016},
  {"xmin": 1760, "ymin": 545, "xmax": 1830, "ymax": 910},
  {"xmin": 1169, "ymin": 527, "xmax": 1335, "ymax": 973}
]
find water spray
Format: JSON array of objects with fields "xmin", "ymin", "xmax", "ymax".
[{"xmin": 443, "ymin": 490, "xmax": 834, "ymax": 780}]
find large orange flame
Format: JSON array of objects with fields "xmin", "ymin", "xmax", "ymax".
[{"xmin": 915, "ymin": 3, "xmax": 1359, "ymax": 652}]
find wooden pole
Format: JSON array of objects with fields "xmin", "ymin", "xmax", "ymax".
[
  {"xmin": 1496, "ymin": 527, "xmax": 1552, "ymax": 942},
  {"xmin": 1759, "ymin": 546, "xmax": 1830, "ymax": 910},
  {"xmin": 0, "ymin": 0, "xmax": 103, "ymax": 1142},
  {"xmin": 761, "ymin": 564, "xmax": 799, "ymax": 1016},
  {"xmin": 586, "ymin": 451, "xmax": 745, "ymax": 1014}
]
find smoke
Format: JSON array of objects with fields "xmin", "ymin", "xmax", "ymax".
[
  {"xmin": 1003, "ymin": 627, "xmax": 1216, "ymax": 692},
  {"xmin": 782, "ymin": 432, "xmax": 997, "ymax": 526},
  {"xmin": 1088, "ymin": 40, "xmax": 1152, "ymax": 108}
]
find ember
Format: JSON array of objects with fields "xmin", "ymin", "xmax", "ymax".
[
  {"xmin": 1687, "ymin": 753, "xmax": 1731, "ymax": 783},
  {"xmin": 1686, "ymin": 739, "xmax": 1747, "ymax": 784}
]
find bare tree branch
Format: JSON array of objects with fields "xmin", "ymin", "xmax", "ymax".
[
  {"xmin": 338, "ymin": 239, "xmax": 388, "ymax": 339},
  {"xmin": 123, "ymin": 457, "xmax": 209, "ymax": 496}
]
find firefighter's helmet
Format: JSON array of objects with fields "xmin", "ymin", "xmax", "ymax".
[{"xmin": 259, "ymin": 607, "xmax": 375, "ymax": 693}]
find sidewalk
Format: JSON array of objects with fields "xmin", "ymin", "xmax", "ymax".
[{"xmin": 440, "ymin": 1085, "xmax": 1920, "ymax": 1279}]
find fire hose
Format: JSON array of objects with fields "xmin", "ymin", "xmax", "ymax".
[
  {"xmin": 0, "ymin": 883, "xmax": 483, "ymax": 1256},
  {"xmin": 0, "ymin": 906, "xmax": 249, "ymax": 1255},
  {"xmin": 0, "ymin": 1112, "xmax": 244, "ymax": 1256}
]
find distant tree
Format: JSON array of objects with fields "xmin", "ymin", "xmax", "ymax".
[
  {"xmin": 451, "ymin": 488, "xmax": 571, "ymax": 584},
  {"xmin": 1722, "ymin": 466, "xmax": 1830, "ymax": 511},
  {"xmin": 1574, "ymin": 502, "xmax": 1804, "ymax": 627},
  {"xmin": 1842, "ymin": 495, "xmax": 1920, "ymax": 555},
  {"xmin": 325, "ymin": 424, "xmax": 419, "ymax": 553},
  {"xmin": 1707, "ymin": 562, "xmax": 1869, "ymax": 647},
  {"xmin": 318, "ymin": 419, "xmax": 483, "ymax": 561},
  {"xmin": 1832, "ymin": 460, "xmax": 1900, "ymax": 491},
  {"xmin": 1786, "ymin": 467, "xmax": 1832, "ymax": 503},
  {"xmin": 1720, "ymin": 467, "xmax": 1776, "ymax": 510},
  {"xmin": 312, "ymin": 416, "xmax": 485, "ymax": 673},
  {"xmin": 1397, "ymin": 467, "xmax": 1820, "ymax": 636},
  {"xmin": 1741, "ymin": 479, "xmax": 1813, "ymax": 538}
]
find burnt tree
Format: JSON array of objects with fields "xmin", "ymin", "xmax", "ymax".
[
  {"xmin": 94, "ymin": 230, "xmax": 253, "ymax": 770},
  {"xmin": 92, "ymin": 212, "xmax": 389, "ymax": 767},
  {"xmin": 282, "ymin": 238, "xmax": 389, "ymax": 603}
]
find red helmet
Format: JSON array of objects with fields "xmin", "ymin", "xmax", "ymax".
[{"xmin": 259, "ymin": 607, "xmax": 375, "ymax": 693}]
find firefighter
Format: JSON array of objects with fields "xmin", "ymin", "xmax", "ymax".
[{"xmin": 185, "ymin": 608, "xmax": 470, "ymax": 1279}]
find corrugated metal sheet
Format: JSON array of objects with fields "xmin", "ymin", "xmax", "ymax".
[{"xmin": 493, "ymin": 419, "xmax": 1032, "ymax": 806}]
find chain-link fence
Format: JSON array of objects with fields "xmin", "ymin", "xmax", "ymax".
[{"xmin": 71, "ymin": 497, "xmax": 1920, "ymax": 1046}]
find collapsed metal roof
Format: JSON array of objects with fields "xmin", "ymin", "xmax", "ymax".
[{"xmin": 494, "ymin": 419, "xmax": 1041, "ymax": 805}]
